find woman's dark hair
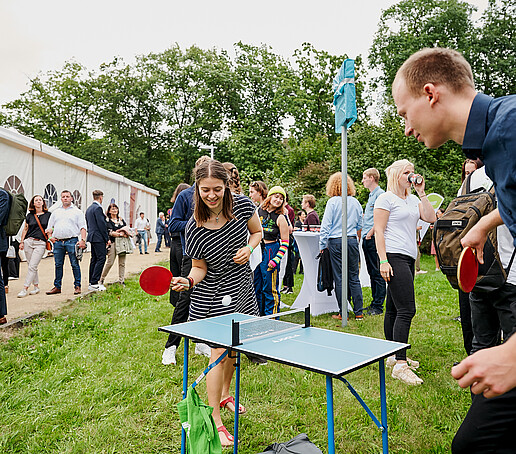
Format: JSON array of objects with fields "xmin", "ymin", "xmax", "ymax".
[
  {"xmin": 194, "ymin": 160, "xmax": 234, "ymax": 226},
  {"xmin": 171, "ymin": 183, "xmax": 191, "ymax": 204},
  {"xmin": 28, "ymin": 195, "xmax": 48, "ymax": 214},
  {"xmin": 250, "ymin": 181, "xmax": 268, "ymax": 200},
  {"xmin": 223, "ymin": 162, "xmax": 243, "ymax": 194},
  {"xmin": 106, "ymin": 203, "xmax": 120, "ymax": 219}
]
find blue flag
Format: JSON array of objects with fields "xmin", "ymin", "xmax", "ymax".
[{"xmin": 333, "ymin": 59, "xmax": 357, "ymax": 132}]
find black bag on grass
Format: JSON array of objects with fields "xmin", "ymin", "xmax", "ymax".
[
  {"xmin": 257, "ymin": 433, "xmax": 323, "ymax": 454},
  {"xmin": 433, "ymin": 174, "xmax": 514, "ymax": 292}
]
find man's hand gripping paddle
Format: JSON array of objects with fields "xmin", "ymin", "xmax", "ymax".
[
  {"xmin": 457, "ymin": 247, "xmax": 479, "ymax": 293},
  {"xmin": 139, "ymin": 266, "xmax": 188, "ymax": 295}
]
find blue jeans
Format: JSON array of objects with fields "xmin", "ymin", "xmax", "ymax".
[
  {"xmin": 256, "ymin": 242, "xmax": 281, "ymax": 316},
  {"xmin": 53, "ymin": 238, "xmax": 81, "ymax": 288},
  {"xmin": 362, "ymin": 236, "xmax": 386, "ymax": 311},
  {"xmin": 138, "ymin": 230, "xmax": 148, "ymax": 253},
  {"xmin": 155, "ymin": 232, "xmax": 163, "ymax": 251},
  {"xmin": 328, "ymin": 237, "xmax": 363, "ymax": 316}
]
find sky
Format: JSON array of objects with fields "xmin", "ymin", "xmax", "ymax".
[{"xmin": 0, "ymin": 0, "xmax": 488, "ymax": 106}]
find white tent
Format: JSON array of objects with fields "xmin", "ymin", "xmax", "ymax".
[{"xmin": 0, "ymin": 126, "xmax": 159, "ymax": 234}]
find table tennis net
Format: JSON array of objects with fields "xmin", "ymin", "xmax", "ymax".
[{"xmin": 236, "ymin": 318, "xmax": 302, "ymax": 345}]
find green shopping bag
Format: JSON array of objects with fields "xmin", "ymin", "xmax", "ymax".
[{"xmin": 177, "ymin": 385, "xmax": 222, "ymax": 454}]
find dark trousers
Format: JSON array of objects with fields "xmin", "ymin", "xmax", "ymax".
[
  {"xmin": 362, "ymin": 236, "xmax": 386, "ymax": 311},
  {"xmin": 0, "ymin": 252, "xmax": 6, "ymax": 317},
  {"xmin": 89, "ymin": 242, "xmax": 107, "ymax": 285},
  {"xmin": 282, "ymin": 235, "xmax": 294, "ymax": 289},
  {"xmin": 0, "ymin": 251, "xmax": 8, "ymax": 288},
  {"xmin": 470, "ymin": 283, "xmax": 516, "ymax": 354},
  {"xmin": 155, "ymin": 232, "xmax": 163, "ymax": 251},
  {"xmin": 384, "ymin": 253, "xmax": 415, "ymax": 361},
  {"xmin": 452, "ymin": 387, "xmax": 516, "ymax": 453},
  {"xmin": 169, "ymin": 237, "xmax": 183, "ymax": 307},
  {"xmin": 165, "ymin": 256, "xmax": 192, "ymax": 349},
  {"xmin": 458, "ymin": 290, "xmax": 473, "ymax": 356},
  {"xmin": 328, "ymin": 237, "xmax": 363, "ymax": 316}
]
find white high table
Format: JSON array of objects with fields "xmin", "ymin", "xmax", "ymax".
[
  {"xmin": 291, "ymin": 231, "xmax": 370, "ymax": 316},
  {"xmin": 291, "ymin": 231, "xmax": 340, "ymax": 315}
]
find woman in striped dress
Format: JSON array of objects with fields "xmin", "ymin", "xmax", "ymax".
[{"xmin": 171, "ymin": 159, "xmax": 262, "ymax": 447}]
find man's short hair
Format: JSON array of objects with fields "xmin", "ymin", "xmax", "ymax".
[
  {"xmin": 395, "ymin": 48, "xmax": 475, "ymax": 97},
  {"xmin": 92, "ymin": 190, "xmax": 103, "ymax": 199},
  {"xmin": 363, "ymin": 168, "xmax": 380, "ymax": 183},
  {"xmin": 61, "ymin": 190, "xmax": 72, "ymax": 196},
  {"xmin": 303, "ymin": 194, "xmax": 316, "ymax": 209},
  {"xmin": 140, "ymin": 212, "xmax": 144, "ymax": 216}
]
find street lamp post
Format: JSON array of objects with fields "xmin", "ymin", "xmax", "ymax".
[{"xmin": 200, "ymin": 144, "xmax": 215, "ymax": 160}]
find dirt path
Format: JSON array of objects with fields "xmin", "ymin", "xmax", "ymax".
[{"xmin": 2, "ymin": 248, "xmax": 168, "ymax": 323}]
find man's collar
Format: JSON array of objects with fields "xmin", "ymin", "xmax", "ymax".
[{"xmin": 462, "ymin": 93, "xmax": 493, "ymax": 159}]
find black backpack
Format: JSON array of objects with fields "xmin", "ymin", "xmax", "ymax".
[{"xmin": 433, "ymin": 174, "xmax": 515, "ymax": 293}]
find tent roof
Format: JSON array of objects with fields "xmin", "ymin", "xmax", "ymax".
[{"xmin": 0, "ymin": 126, "xmax": 159, "ymax": 196}]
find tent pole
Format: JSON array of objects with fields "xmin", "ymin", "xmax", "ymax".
[{"xmin": 341, "ymin": 125, "xmax": 348, "ymax": 327}]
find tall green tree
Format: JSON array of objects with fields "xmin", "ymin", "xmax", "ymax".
[
  {"xmin": 0, "ymin": 61, "xmax": 97, "ymax": 154},
  {"xmin": 369, "ymin": 0, "xmax": 476, "ymax": 98}
]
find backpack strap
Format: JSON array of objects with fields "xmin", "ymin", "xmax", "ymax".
[{"xmin": 506, "ymin": 249, "xmax": 516, "ymax": 275}]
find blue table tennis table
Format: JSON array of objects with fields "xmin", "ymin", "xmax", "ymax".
[{"xmin": 159, "ymin": 308, "xmax": 408, "ymax": 454}]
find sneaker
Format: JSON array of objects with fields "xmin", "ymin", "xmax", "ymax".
[
  {"xmin": 415, "ymin": 270, "xmax": 427, "ymax": 275},
  {"xmin": 392, "ymin": 363, "xmax": 423, "ymax": 385},
  {"xmin": 88, "ymin": 284, "xmax": 100, "ymax": 292},
  {"xmin": 368, "ymin": 308, "xmax": 383, "ymax": 316},
  {"xmin": 386, "ymin": 356, "xmax": 419, "ymax": 369},
  {"xmin": 280, "ymin": 286, "xmax": 288, "ymax": 294},
  {"xmin": 249, "ymin": 355, "xmax": 268, "ymax": 365},
  {"xmin": 17, "ymin": 289, "xmax": 28, "ymax": 298},
  {"xmin": 29, "ymin": 288, "xmax": 40, "ymax": 295},
  {"xmin": 355, "ymin": 314, "xmax": 364, "ymax": 320},
  {"xmin": 195, "ymin": 343, "xmax": 211, "ymax": 358},
  {"xmin": 162, "ymin": 345, "xmax": 177, "ymax": 365},
  {"xmin": 98, "ymin": 284, "xmax": 107, "ymax": 291},
  {"xmin": 285, "ymin": 288, "xmax": 293, "ymax": 294}
]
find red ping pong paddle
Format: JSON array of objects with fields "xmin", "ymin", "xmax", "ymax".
[
  {"xmin": 139, "ymin": 266, "xmax": 173, "ymax": 296},
  {"xmin": 457, "ymin": 247, "xmax": 478, "ymax": 293}
]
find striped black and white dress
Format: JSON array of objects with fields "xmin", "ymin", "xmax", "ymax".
[{"xmin": 185, "ymin": 194, "xmax": 259, "ymax": 321}]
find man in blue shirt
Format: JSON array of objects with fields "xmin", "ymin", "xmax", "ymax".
[
  {"xmin": 393, "ymin": 47, "xmax": 516, "ymax": 454},
  {"xmin": 361, "ymin": 168, "xmax": 386, "ymax": 315}
]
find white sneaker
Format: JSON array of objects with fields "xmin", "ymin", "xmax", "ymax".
[
  {"xmin": 88, "ymin": 284, "xmax": 100, "ymax": 292},
  {"xmin": 415, "ymin": 270, "xmax": 428, "ymax": 275},
  {"xmin": 392, "ymin": 363, "xmax": 423, "ymax": 385},
  {"xmin": 162, "ymin": 345, "xmax": 177, "ymax": 365},
  {"xmin": 386, "ymin": 356, "xmax": 420, "ymax": 369},
  {"xmin": 98, "ymin": 284, "xmax": 107, "ymax": 291},
  {"xmin": 195, "ymin": 343, "xmax": 211, "ymax": 358},
  {"xmin": 29, "ymin": 288, "xmax": 40, "ymax": 295},
  {"xmin": 17, "ymin": 289, "xmax": 28, "ymax": 298}
]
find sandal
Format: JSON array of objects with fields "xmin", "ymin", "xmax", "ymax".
[
  {"xmin": 217, "ymin": 425, "xmax": 234, "ymax": 447},
  {"xmin": 220, "ymin": 396, "xmax": 247, "ymax": 415}
]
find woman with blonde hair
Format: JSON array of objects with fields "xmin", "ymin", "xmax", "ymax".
[
  {"xmin": 319, "ymin": 173, "xmax": 364, "ymax": 320},
  {"xmin": 374, "ymin": 159, "xmax": 436, "ymax": 385}
]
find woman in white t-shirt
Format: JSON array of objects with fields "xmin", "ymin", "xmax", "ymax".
[{"xmin": 374, "ymin": 159, "xmax": 436, "ymax": 385}]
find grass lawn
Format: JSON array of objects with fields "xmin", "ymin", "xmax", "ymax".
[{"xmin": 0, "ymin": 254, "xmax": 471, "ymax": 453}]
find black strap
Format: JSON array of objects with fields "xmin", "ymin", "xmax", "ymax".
[{"xmin": 506, "ymin": 249, "xmax": 516, "ymax": 275}]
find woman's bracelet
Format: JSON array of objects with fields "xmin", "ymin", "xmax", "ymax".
[
  {"xmin": 245, "ymin": 244, "xmax": 254, "ymax": 253},
  {"xmin": 380, "ymin": 259, "xmax": 389, "ymax": 264},
  {"xmin": 420, "ymin": 193, "xmax": 427, "ymax": 198},
  {"xmin": 187, "ymin": 277, "xmax": 194, "ymax": 289}
]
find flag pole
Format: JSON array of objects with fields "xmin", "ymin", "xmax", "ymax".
[{"xmin": 341, "ymin": 125, "xmax": 348, "ymax": 327}]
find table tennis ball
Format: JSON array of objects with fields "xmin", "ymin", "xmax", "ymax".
[{"xmin": 222, "ymin": 295, "xmax": 232, "ymax": 306}]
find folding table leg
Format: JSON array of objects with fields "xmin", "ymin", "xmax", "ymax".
[
  {"xmin": 326, "ymin": 375, "xmax": 335, "ymax": 454},
  {"xmin": 181, "ymin": 339, "xmax": 189, "ymax": 454},
  {"xmin": 233, "ymin": 351, "xmax": 241, "ymax": 454},
  {"xmin": 379, "ymin": 359, "xmax": 389, "ymax": 454}
]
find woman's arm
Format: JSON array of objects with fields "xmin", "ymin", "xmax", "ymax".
[
  {"xmin": 19, "ymin": 222, "xmax": 29, "ymax": 250},
  {"xmin": 171, "ymin": 258, "xmax": 208, "ymax": 292},
  {"xmin": 267, "ymin": 215, "xmax": 289, "ymax": 270},
  {"xmin": 233, "ymin": 211, "xmax": 263, "ymax": 265},
  {"xmin": 374, "ymin": 208, "xmax": 393, "ymax": 282}
]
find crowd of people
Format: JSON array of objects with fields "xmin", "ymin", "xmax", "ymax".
[{"xmin": 1, "ymin": 45, "xmax": 514, "ymax": 452}]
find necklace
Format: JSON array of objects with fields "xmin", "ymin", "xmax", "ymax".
[{"xmin": 212, "ymin": 208, "xmax": 223, "ymax": 223}]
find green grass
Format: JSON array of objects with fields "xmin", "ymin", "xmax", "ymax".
[{"xmin": 0, "ymin": 255, "xmax": 470, "ymax": 453}]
